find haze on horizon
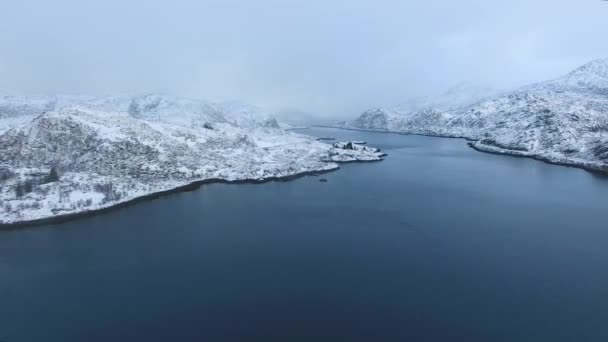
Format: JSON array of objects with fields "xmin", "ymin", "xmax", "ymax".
[{"xmin": 1, "ymin": 0, "xmax": 607, "ymax": 118}]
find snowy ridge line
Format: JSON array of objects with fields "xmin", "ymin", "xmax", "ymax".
[{"xmin": 0, "ymin": 93, "xmax": 284, "ymax": 133}]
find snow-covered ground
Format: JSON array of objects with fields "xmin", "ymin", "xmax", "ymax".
[
  {"xmin": 345, "ymin": 59, "xmax": 608, "ymax": 173},
  {"xmin": 0, "ymin": 97, "xmax": 385, "ymax": 226}
]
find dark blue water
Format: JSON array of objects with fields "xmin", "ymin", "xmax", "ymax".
[{"xmin": 2, "ymin": 128, "xmax": 608, "ymax": 341}]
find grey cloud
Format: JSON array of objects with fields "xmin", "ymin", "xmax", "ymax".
[{"xmin": 1, "ymin": 0, "xmax": 607, "ymax": 117}]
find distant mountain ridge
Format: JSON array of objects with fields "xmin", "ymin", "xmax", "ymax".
[
  {"xmin": 0, "ymin": 94, "xmax": 281, "ymax": 134},
  {"xmin": 540, "ymin": 58, "xmax": 608, "ymax": 94},
  {"xmin": 394, "ymin": 82, "xmax": 500, "ymax": 112},
  {"xmin": 347, "ymin": 59, "xmax": 608, "ymax": 173}
]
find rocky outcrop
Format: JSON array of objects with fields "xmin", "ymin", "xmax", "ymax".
[{"xmin": 324, "ymin": 142, "xmax": 386, "ymax": 162}]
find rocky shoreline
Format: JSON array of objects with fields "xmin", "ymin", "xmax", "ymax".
[
  {"xmin": 0, "ymin": 157, "xmax": 387, "ymax": 230},
  {"xmin": 468, "ymin": 141, "xmax": 608, "ymax": 176},
  {"xmin": 0, "ymin": 104, "xmax": 387, "ymax": 228},
  {"xmin": 324, "ymin": 125, "xmax": 608, "ymax": 176}
]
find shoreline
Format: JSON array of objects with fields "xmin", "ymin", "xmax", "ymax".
[
  {"xmin": 0, "ymin": 158, "xmax": 387, "ymax": 230},
  {"xmin": 5, "ymin": 124, "xmax": 606, "ymax": 230},
  {"xmin": 315, "ymin": 125, "xmax": 608, "ymax": 176},
  {"xmin": 312, "ymin": 125, "xmax": 476, "ymax": 141},
  {"xmin": 468, "ymin": 142, "xmax": 608, "ymax": 177},
  {"xmin": 0, "ymin": 168, "xmax": 338, "ymax": 230}
]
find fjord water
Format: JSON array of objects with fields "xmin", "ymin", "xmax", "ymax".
[{"xmin": 2, "ymin": 128, "xmax": 608, "ymax": 341}]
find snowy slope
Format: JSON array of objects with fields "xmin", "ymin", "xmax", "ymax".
[
  {"xmin": 0, "ymin": 105, "xmax": 384, "ymax": 225},
  {"xmin": 0, "ymin": 95, "xmax": 57, "ymax": 134},
  {"xmin": 0, "ymin": 93, "xmax": 282, "ymax": 133},
  {"xmin": 395, "ymin": 82, "xmax": 500, "ymax": 112},
  {"xmin": 214, "ymin": 101, "xmax": 281, "ymax": 129},
  {"xmin": 348, "ymin": 59, "xmax": 608, "ymax": 172},
  {"xmin": 350, "ymin": 82, "xmax": 500, "ymax": 135},
  {"xmin": 535, "ymin": 58, "xmax": 608, "ymax": 94}
]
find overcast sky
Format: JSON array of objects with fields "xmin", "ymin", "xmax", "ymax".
[{"xmin": 1, "ymin": 0, "xmax": 607, "ymax": 116}]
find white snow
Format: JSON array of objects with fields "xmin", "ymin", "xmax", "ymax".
[
  {"xmin": 0, "ymin": 100, "xmax": 385, "ymax": 225},
  {"xmin": 346, "ymin": 59, "xmax": 608, "ymax": 172}
]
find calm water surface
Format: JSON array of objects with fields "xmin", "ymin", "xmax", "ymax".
[{"xmin": 1, "ymin": 128, "xmax": 608, "ymax": 341}]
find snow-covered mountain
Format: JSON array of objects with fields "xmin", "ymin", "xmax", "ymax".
[
  {"xmin": 0, "ymin": 99, "xmax": 384, "ymax": 225},
  {"xmin": 395, "ymin": 83, "xmax": 500, "ymax": 112},
  {"xmin": 0, "ymin": 94, "xmax": 282, "ymax": 134},
  {"xmin": 347, "ymin": 59, "xmax": 608, "ymax": 173},
  {"xmin": 350, "ymin": 83, "xmax": 501, "ymax": 134},
  {"xmin": 532, "ymin": 58, "xmax": 608, "ymax": 95}
]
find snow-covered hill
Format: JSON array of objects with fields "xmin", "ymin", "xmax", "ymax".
[
  {"xmin": 395, "ymin": 83, "xmax": 500, "ymax": 113},
  {"xmin": 347, "ymin": 59, "xmax": 608, "ymax": 173},
  {"xmin": 213, "ymin": 100, "xmax": 281, "ymax": 129},
  {"xmin": 0, "ymin": 102, "xmax": 384, "ymax": 226},
  {"xmin": 0, "ymin": 94, "xmax": 282, "ymax": 134},
  {"xmin": 349, "ymin": 82, "xmax": 501, "ymax": 135}
]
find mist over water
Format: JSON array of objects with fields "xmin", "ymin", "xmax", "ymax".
[{"xmin": 2, "ymin": 0, "xmax": 608, "ymax": 116}]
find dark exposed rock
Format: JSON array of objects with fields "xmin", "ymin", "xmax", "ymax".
[
  {"xmin": 592, "ymin": 144, "xmax": 608, "ymax": 161},
  {"xmin": 479, "ymin": 139, "xmax": 529, "ymax": 152}
]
